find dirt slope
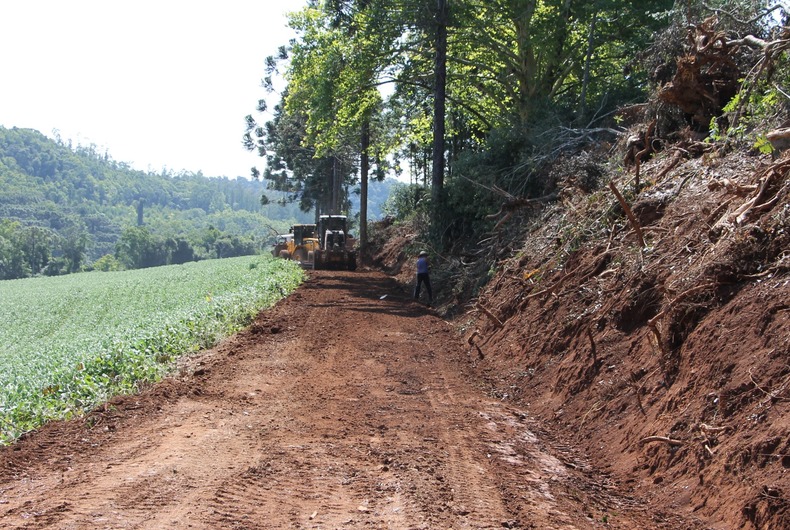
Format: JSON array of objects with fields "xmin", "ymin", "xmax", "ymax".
[
  {"xmin": 457, "ymin": 151, "xmax": 790, "ymax": 529},
  {"xmin": 0, "ymin": 271, "xmax": 701, "ymax": 529}
]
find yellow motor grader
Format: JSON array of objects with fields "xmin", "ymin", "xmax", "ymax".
[
  {"xmin": 272, "ymin": 224, "xmax": 319, "ymax": 268},
  {"xmin": 272, "ymin": 216, "xmax": 357, "ymax": 270},
  {"xmin": 312, "ymin": 214, "xmax": 357, "ymax": 271}
]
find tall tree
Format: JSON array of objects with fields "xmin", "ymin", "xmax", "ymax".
[
  {"xmin": 246, "ymin": 1, "xmax": 396, "ymax": 249},
  {"xmin": 245, "ymin": 0, "xmax": 675, "ymax": 240},
  {"xmin": 431, "ymin": 0, "xmax": 448, "ymax": 243}
]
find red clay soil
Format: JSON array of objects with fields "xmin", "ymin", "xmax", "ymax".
[
  {"xmin": 457, "ymin": 151, "xmax": 790, "ymax": 530},
  {"xmin": 1, "ymin": 271, "xmax": 701, "ymax": 529}
]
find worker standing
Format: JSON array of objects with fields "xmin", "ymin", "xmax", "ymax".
[{"xmin": 414, "ymin": 250, "xmax": 433, "ymax": 304}]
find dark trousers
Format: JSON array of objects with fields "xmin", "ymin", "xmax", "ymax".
[{"xmin": 414, "ymin": 273, "xmax": 432, "ymax": 302}]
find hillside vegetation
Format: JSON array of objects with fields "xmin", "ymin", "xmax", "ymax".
[
  {"xmin": 468, "ymin": 148, "xmax": 788, "ymax": 529},
  {"xmin": 0, "ymin": 126, "xmax": 314, "ymax": 278},
  {"xmin": 0, "ymin": 126, "xmax": 395, "ymax": 279},
  {"xmin": 1, "ymin": 1, "xmax": 788, "ymax": 526}
]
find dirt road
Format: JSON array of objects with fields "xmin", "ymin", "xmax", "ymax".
[{"xmin": 0, "ymin": 271, "xmax": 698, "ymax": 529}]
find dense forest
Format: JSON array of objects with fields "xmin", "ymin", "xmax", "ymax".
[
  {"xmin": 0, "ymin": 126, "xmax": 394, "ymax": 280},
  {"xmin": 244, "ymin": 0, "xmax": 788, "ymax": 257}
]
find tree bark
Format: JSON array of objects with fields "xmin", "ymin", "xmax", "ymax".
[
  {"xmin": 359, "ymin": 118, "xmax": 370, "ymax": 264},
  {"xmin": 431, "ymin": 0, "xmax": 448, "ymax": 245},
  {"xmin": 513, "ymin": 0, "xmax": 538, "ymax": 124},
  {"xmin": 579, "ymin": 10, "xmax": 598, "ymax": 119},
  {"xmin": 331, "ymin": 156, "xmax": 342, "ymax": 215}
]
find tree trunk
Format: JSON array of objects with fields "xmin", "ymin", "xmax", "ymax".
[
  {"xmin": 579, "ymin": 10, "xmax": 598, "ymax": 120},
  {"xmin": 546, "ymin": 0, "xmax": 573, "ymax": 89},
  {"xmin": 331, "ymin": 156, "xmax": 342, "ymax": 214},
  {"xmin": 513, "ymin": 0, "xmax": 538, "ymax": 124},
  {"xmin": 431, "ymin": 0, "xmax": 448, "ymax": 246},
  {"xmin": 359, "ymin": 118, "xmax": 370, "ymax": 264}
]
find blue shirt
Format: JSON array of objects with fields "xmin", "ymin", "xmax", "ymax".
[{"xmin": 416, "ymin": 257, "xmax": 429, "ymax": 274}]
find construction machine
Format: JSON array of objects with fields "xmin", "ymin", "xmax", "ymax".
[
  {"xmin": 272, "ymin": 224, "xmax": 319, "ymax": 268},
  {"xmin": 311, "ymin": 215, "xmax": 357, "ymax": 271}
]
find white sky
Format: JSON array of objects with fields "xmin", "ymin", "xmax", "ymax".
[{"xmin": 0, "ymin": 0, "xmax": 305, "ymax": 179}]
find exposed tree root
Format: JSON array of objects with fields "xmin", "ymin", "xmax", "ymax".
[
  {"xmin": 476, "ymin": 303, "xmax": 504, "ymax": 329},
  {"xmin": 585, "ymin": 327, "xmax": 596, "ymax": 363},
  {"xmin": 647, "ymin": 283, "xmax": 713, "ymax": 329},
  {"xmin": 640, "ymin": 435, "xmax": 684, "ymax": 447}
]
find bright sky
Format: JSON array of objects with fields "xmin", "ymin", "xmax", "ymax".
[{"xmin": 0, "ymin": 0, "xmax": 306, "ymax": 179}]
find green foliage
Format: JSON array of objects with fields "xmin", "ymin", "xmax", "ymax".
[
  {"xmin": 753, "ymin": 134, "xmax": 775, "ymax": 154},
  {"xmin": 0, "ymin": 220, "xmax": 59, "ymax": 279},
  {"xmin": 93, "ymin": 254, "xmax": 122, "ymax": 272},
  {"xmin": 0, "ymin": 126, "xmax": 313, "ymax": 276},
  {"xmin": 245, "ymin": 2, "xmax": 396, "ymax": 217},
  {"xmin": 383, "ymin": 182, "xmax": 429, "ymax": 221},
  {"xmin": 0, "ymin": 220, "xmax": 30, "ymax": 279},
  {"xmin": 0, "ymin": 255, "xmax": 303, "ymax": 444},
  {"xmin": 351, "ymin": 177, "xmax": 396, "ymax": 220},
  {"xmin": 244, "ymin": 0, "xmax": 783, "ymax": 252},
  {"xmin": 710, "ymin": 84, "xmax": 786, "ymax": 150},
  {"xmin": 115, "ymin": 226, "xmax": 168, "ymax": 269}
]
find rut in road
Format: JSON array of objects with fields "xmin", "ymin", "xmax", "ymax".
[{"xmin": 0, "ymin": 271, "xmax": 684, "ymax": 529}]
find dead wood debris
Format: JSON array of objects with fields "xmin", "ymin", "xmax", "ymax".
[
  {"xmin": 634, "ymin": 119, "xmax": 657, "ymax": 190},
  {"xmin": 466, "ymin": 329, "xmax": 486, "ymax": 360},
  {"xmin": 648, "ymin": 283, "xmax": 713, "ymax": 330},
  {"xmin": 475, "ymin": 303, "xmax": 504, "ymax": 329},
  {"xmin": 657, "ymin": 17, "xmax": 743, "ymax": 130},
  {"xmin": 628, "ymin": 374, "xmax": 647, "ymax": 417},
  {"xmin": 486, "ymin": 188, "xmax": 560, "ymax": 231},
  {"xmin": 608, "ymin": 181, "xmax": 647, "ymax": 249},
  {"xmin": 705, "ymin": 198, "xmax": 735, "ymax": 228},
  {"xmin": 699, "ymin": 423, "xmax": 730, "ymax": 433},
  {"xmin": 623, "ymin": 120, "xmax": 657, "ymax": 183},
  {"xmin": 725, "ymin": 27, "xmax": 790, "ymax": 134},
  {"xmin": 708, "ymin": 178, "xmax": 759, "ymax": 196},
  {"xmin": 585, "ymin": 328, "xmax": 597, "ymax": 362},
  {"xmin": 710, "ymin": 157, "xmax": 790, "ymax": 234},
  {"xmin": 640, "ymin": 435, "xmax": 684, "ymax": 447},
  {"xmin": 646, "ymin": 282, "xmax": 713, "ymax": 360},
  {"xmin": 748, "ymin": 368, "xmax": 790, "ymax": 403},
  {"xmin": 523, "ymin": 250, "xmax": 613, "ymax": 303},
  {"xmin": 766, "ymin": 128, "xmax": 790, "ymax": 154},
  {"xmin": 654, "ymin": 148, "xmax": 685, "ymax": 182}
]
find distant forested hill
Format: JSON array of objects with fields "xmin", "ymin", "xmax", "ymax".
[{"xmin": 0, "ymin": 126, "xmax": 316, "ymax": 278}]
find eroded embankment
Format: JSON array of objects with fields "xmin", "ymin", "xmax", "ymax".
[{"xmin": 463, "ymin": 151, "xmax": 790, "ymax": 529}]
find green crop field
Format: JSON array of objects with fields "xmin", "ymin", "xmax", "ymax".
[{"xmin": 0, "ymin": 255, "xmax": 303, "ymax": 444}]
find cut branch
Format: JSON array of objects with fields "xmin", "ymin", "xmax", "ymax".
[
  {"xmin": 486, "ymin": 191, "xmax": 560, "ymax": 230},
  {"xmin": 586, "ymin": 327, "xmax": 596, "ymax": 362},
  {"xmin": 654, "ymin": 148, "xmax": 685, "ymax": 182},
  {"xmin": 608, "ymin": 181, "xmax": 646, "ymax": 248},
  {"xmin": 708, "ymin": 1, "xmax": 785, "ymax": 29},
  {"xmin": 485, "ymin": 189, "xmax": 560, "ymax": 211}
]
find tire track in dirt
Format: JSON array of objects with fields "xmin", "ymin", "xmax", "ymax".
[{"xmin": 0, "ymin": 270, "xmax": 684, "ymax": 529}]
